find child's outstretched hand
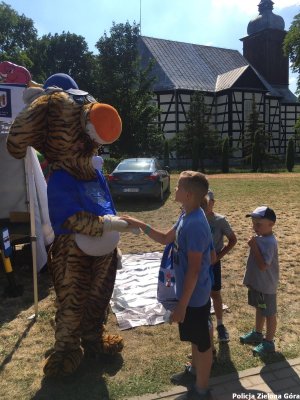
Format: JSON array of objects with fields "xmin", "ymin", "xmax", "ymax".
[
  {"xmin": 119, "ymin": 215, "xmax": 145, "ymax": 231},
  {"xmin": 103, "ymin": 215, "xmax": 141, "ymax": 235}
]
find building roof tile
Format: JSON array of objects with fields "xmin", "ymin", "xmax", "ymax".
[
  {"xmin": 139, "ymin": 36, "xmax": 248, "ymax": 92},
  {"xmin": 139, "ymin": 36, "xmax": 298, "ymax": 103}
]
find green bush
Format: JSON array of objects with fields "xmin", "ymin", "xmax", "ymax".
[
  {"xmin": 286, "ymin": 138, "xmax": 295, "ymax": 172},
  {"xmin": 163, "ymin": 140, "xmax": 170, "ymax": 168},
  {"xmin": 251, "ymin": 132, "xmax": 261, "ymax": 172},
  {"xmin": 103, "ymin": 158, "xmax": 121, "ymax": 174},
  {"xmin": 221, "ymin": 137, "xmax": 229, "ymax": 173}
]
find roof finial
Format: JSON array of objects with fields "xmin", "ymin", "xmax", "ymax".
[
  {"xmin": 258, "ymin": 0, "xmax": 274, "ymax": 15},
  {"xmin": 247, "ymin": 0, "xmax": 284, "ymax": 35}
]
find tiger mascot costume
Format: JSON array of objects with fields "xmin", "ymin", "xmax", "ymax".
[{"xmin": 7, "ymin": 73, "xmax": 131, "ymax": 377}]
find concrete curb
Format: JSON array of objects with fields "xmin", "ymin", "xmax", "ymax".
[{"xmin": 126, "ymin": 357, "xmax": 300, "ymax": 400}]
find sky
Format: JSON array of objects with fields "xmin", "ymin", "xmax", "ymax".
[{"xmin": 4, "ymin": 0, "xmax": 300, "ymax": 93}]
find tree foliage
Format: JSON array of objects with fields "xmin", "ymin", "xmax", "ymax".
[
  {"xmin": 251, "ymin": 131, "xmax": 261, "ymax": 172},
  {"xmin": 171, "ymin": 92, "xmax": 221, "ymax": 172},
  {"xmin": 95, "ymin": 22, "xmax": 163, "ymax": 158},
  {"xmin": 163, "ymin": 140, "xmax": 170, "ymax": 168},
  {"xmin": 294, "ymin": 117, "xmax": 300, "ymax": 153},
  {"xmin": 221, "ymin": 137, "xmax": 229, "ymax": 173},
  {"xmin": 284, "ymin": 12, "xmax": 300, "ymax": 96},
  {"xmin": 28, "ymin": 32, "xmax": 97, "ymax": 90},
  {"xmin": 286, "ymin": 138, "xmax": 295, "ymax": 172},
  {"xmin": 0, "ymin": 5, "xmax": 163, "ymax": 158},
  {"xmin": 243, "ymin": 95, "xmax": 271, "ymax": 169},
  {"xmin": 0, "ymin": 1, "xmax": 37, "ymax": 67},
  {"xmin": 243, "ymin": 96, "xmax": 262, "ymax": 160}
]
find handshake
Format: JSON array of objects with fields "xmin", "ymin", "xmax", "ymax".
[{"xmin": 103, "ymin": 215, "xmax": 140, "ymax": 235}]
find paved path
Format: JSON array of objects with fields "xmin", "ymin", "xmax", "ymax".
[{"xmin": 127, "ymin": 357, "xmax": 300, "ymax": 400}]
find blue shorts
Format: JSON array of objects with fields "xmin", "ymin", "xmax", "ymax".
[
  {"xmin": 179, "ymin": 299, "xmax": 211, "ymax": 352},
  {"xmin": 211, "ymin": 261, "xmax": 221, "ymax": 291}
]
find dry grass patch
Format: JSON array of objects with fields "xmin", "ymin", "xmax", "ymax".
[{"xmin": 0, "ymin": 173, "xmax": 299, "ymax": 400}]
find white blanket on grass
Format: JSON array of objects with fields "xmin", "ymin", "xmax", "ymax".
[
  {"xmin": 110, "ymin": 252, "xmax": 228, "ymax": 331},
  {"xmin": 110, "ymin": 252, "xmax": 175, "ymax": 330}
]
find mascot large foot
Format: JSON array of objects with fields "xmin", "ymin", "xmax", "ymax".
[
  {"xmin": 82, "ymin": 334, "xmax": 124, "ymax": 358},
  {"xmin": 43, "ymin": 348, "xmax": 83, "ymax": 377}
]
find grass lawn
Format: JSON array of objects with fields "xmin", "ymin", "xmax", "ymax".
[{"xmin": 0, "ymin": 172, "xmax": 299, "ymax": 400}]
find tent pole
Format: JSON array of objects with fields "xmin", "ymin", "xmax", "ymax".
[{"xmin": 25, "ymin": 149, "xmax": 38, "ymax": 318}]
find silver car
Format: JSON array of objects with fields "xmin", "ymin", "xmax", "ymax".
[{"xmin": 108, "ymin": 158, "xmax": 170, "ymax": 201}]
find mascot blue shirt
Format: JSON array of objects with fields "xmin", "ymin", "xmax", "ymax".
[{"xmin": 48, "ymin": 169, "xmax": 116, "ymax": 235}]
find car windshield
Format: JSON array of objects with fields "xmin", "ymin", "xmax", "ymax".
[{"xmin": 117, "ymin": 160, "xmax": 152, "ymax": 171}]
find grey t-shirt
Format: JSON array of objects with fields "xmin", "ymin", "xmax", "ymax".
[
  {"xmin": 207, "ymin": 213, "xmax": 233, "ymax": 253},
  {"xmin": 243, "ymin": 234, "xmax": 279, "ymax": 294}
]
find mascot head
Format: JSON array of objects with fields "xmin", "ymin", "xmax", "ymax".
[
  {"xmin": 7, "ymin": 73, "xmax": 122, "ymax": 179},
  {"xmin": 44, "ymin": 73, "xmax": 80, "ymax": 91}
]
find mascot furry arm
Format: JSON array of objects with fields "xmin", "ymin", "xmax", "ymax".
[{"xmin": 7, "ymin": 82, "xmax": 128, "ymax": 377}]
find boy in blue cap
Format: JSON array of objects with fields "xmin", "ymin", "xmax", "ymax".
[{"xmin": 240, "ymin": 206, "xmax": 279, "ymax": 356}]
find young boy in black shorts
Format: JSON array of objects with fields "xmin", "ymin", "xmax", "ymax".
[{"xmin": 121, "ymin": 171, "xmax": 213, "ymax": 400}]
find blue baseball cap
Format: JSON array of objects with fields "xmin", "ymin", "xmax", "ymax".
[{"xmin": 43, "ymin": 73, "xmax": 88, "ymax": 95}]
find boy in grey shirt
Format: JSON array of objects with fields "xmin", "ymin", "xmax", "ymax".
[
  {"xmin": 240, "ymin": 206, "xmax": 279, "ymax": 356},
  {"xmin": 206, "ymin": 190, "xmax": 237, "ymax": 342}
]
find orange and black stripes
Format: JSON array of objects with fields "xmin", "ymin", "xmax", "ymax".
[
  {"xmin": 8, "ymin": 89, "xmax": 123, "ymax": 378},
  {"xmin": 8, "ymin": 92, "xmax": 97, "ymax": 180},
  {"xmin": 62, "ymin": 211, "xmax": 104, "ymax": 236},
  {"xmin": 48, "ymin": 235, "xmax": 120, "ymax": 354}
]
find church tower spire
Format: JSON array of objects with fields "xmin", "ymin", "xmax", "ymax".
[{"xmin": 241, "ymin": 0, "xmax": 288, "ymax": 87}]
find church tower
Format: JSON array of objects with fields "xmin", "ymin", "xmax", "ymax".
[{"xmin": 241, "ymin": 0, "xmax": 289, "ymax": 87}]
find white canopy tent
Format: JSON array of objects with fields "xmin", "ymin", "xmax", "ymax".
[{"xmin": 0, "ymin": 83, "xmax": 54, "ymax": 316}]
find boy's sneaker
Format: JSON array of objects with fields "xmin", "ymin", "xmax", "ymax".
[
  {"xmin": 176, "ymin": 386, "xmax": 212, "ymax": 400},
  {"xmin": 253, "ymin": 339, "xmax": 275, "ymax": 356},
  {"xmin": 240, "ymin": 330, "xmax": 263, "ymax": 344},
  {"xmin": 171, "ymin": 364, "xmax": 196, "ymax": 386},
  {"xmin": 217, "ymin": 324, "xmax": 230, "ymax": 342}
]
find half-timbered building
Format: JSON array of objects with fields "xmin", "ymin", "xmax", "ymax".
[{"xmin": 138, "ymin": 0, "xmax": 300, "ymax": 157}]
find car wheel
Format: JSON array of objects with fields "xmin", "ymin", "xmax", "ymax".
[
  {"xmin": 156, "ymin": 184, "xmax": 164, "ymax": 202},
  {"xmin": 166, "ymin": 178, "xmax": 171, "ymax": 193}
]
